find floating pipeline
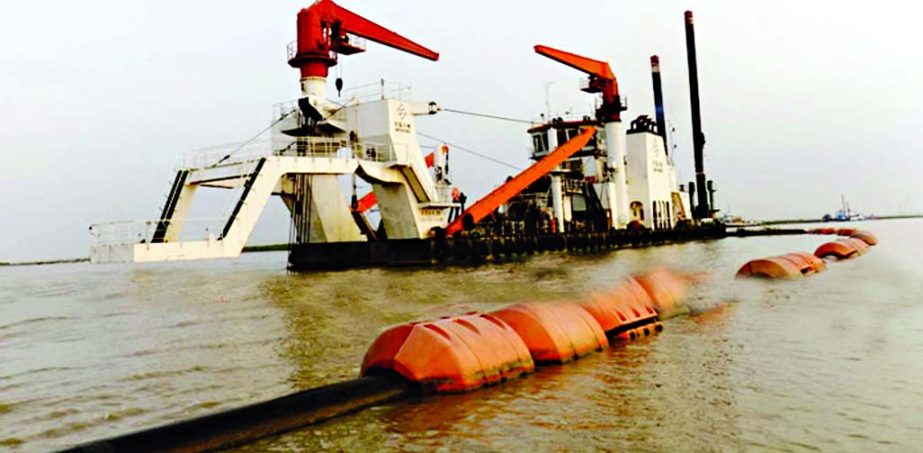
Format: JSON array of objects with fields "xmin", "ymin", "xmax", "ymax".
[
  {"xmin": 61, "ymin": 374, "xmax": 416, "ymax": 453},
  {"xmin": 843, "ymin": 237, "xmax": 870, "ymax": 254},
  {"xmin": 579, "ymin": 280, "xmax": 660, "ymax": 337},
  {"xmin": 782, "ymin": 252, "xmax": 827, "ymax": 273},
  {"xmin": 64, "ymin": 269, "xmax": 692, "ymax": 453},
  {"xmin": 633, "ymin": 267, "xmax": 690, "ymax": 319},
  {"xmin": 739, "ymin": 230, "xmax": 879, "ymax": 279},
  {"xmin": 491, "ymin": 303, "xmax": 608, "ymax": 364},
  {"xmin": 850, "ymin": 230, "xmax": 878, "ymax": 246},
  {"xmin": 360, "ymin": 313, "xmax": 535, "ymax": 392},
  {"xmin": 772, "ymin": 253, "xmax": 825, "ymax": 276},
  {"xmin": 735, "ymin": 251, "xmax": 828, "ymax": 279},
  {"xmin": 814, "ymin": 241, "xmax": 861, "ymax": 260},
  {"xmin": 736, "ymin": 256, "xmax": 807, "ymax": 279},
  {"xmin": 836, "ymin": 227, "xmax": 857, "ymax": 236},
  {"xmin": 810, "ymin": 228, "xmax": 878, "ymax": 246}
]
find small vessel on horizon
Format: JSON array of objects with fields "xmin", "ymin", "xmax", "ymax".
[{"xmin": 823, "ymin": 195, "xmax": 869, "ymax": 222}]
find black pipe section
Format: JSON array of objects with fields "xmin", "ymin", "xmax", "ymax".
[
  {"xmin": 684, "ymin": 11, "xmax": 710, "ymax": 219},
  {"xmin": 650, "ymin": 55, "xmax": 668, "ymax": 156},
  {"xmin": 62, "ymin": 375, "xmax": 415, "ymax": 453}
]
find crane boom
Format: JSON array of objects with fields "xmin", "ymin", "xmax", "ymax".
[
  {"xmin": 290, "ymin": 0, "xmax": 438, "ymax": 79},
  {"xmin": 534, "ymin": 45, "xmax": 614, "ymax": 80},
  {"xmin": 534, "ymin": 44, "xmax": 623, "ymax": 122},
  {"xmin": 445, "ymin": 128, "xmax": 596, "ymax": 236},
  {"xmin": 323, "ymin": 1, "xmax": 439, "ymax": 61}
]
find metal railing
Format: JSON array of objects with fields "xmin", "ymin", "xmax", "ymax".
[
  {"xmin": 180, "ymin": 136, "xmax": 403, "ymax": 169},
  {"xmin": 285, "ymin": 41, "xmax": 336, "ymax": 62},
  {"xmin": 89, "ymin": 218, "xmax": 226, "ymax": 246},
  {"xmin": 181, "ymin": 141, "xmax": 273, "ymax": 169},
  {"xmin": 341, "ymin": 79, "xmax": 412, "ymax": 101},
  {"xmin": 272, "ymin": 101, "xmax": 300, "ymax": 122},
  {"xmin": 285, "ymin": 34, "xmax": 368, "ymax": 61}
]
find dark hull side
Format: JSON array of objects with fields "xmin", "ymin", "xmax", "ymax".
[{"xmin": 288, "ymin": 224, "xmax": 734, "ymax": 271}]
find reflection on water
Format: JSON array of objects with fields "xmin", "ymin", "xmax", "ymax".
[{"xmin": 2, "ymin": 219, "xmax": 922, "ymax": 450}]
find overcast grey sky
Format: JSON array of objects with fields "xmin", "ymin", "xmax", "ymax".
[{"xmin": 2, "ymin": 0, "xmax": 922, "ymax": 261}]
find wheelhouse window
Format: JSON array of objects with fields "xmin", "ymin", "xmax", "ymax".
[
  {"xmin": 556, "ymin": 127, "xmax": 580, "ymax": 146},
  {"xmin": 532, "ymin": 132, "xmax": 549, "ymax": 154}
]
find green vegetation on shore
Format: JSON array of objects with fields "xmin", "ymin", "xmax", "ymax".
[{"xmin": 1, "ymin": 257, "xmax": 89, "ymax": 267}]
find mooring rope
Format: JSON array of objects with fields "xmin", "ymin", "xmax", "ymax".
[
  {"xmin": 416, "ymin": 131, "xmax": 522, "ymax": 171},
  {"xmin": 441, "ymin": 108, "xmax": 535, "ymax": 125}
]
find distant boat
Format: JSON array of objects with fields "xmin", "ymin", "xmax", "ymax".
[
  {"xmin": 720, "ymin": 213, "xmax": 759, "ymax": 227},
  {"xmin": 823, "ymin": 195, "xmax": 865, "ymax": 222}
]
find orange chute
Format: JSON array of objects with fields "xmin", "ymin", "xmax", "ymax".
[{"xmin": 445, "ymin": 128, "xmax": 595, "ymax": 235}]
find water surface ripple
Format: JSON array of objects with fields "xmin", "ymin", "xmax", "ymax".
[{"xmin": 1, "ymin": 219, "xmax": 921, "ymax": 451}]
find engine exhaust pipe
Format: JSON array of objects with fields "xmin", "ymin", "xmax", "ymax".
[
  {"xmin": 650, "ymin": 55, "xmax": 668, "ymax": 156},
  {"xmin": 684, "ymin": 11, "xmax": 710, "ymax": 219}
]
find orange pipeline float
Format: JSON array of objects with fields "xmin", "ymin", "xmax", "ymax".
[
  {"xmin": 843, "ymin": 237, "xmax": 870, "ymax": 254},
  {"xmin": 850, "ymin": 230, "xmax": 878, "ymax": 246},
  {"xmin": 736, "ymin": 256, "xmax": 808, "ymax": 279},
  {"xmin": 634, "ymin": 267, "xmax": 690, "ymax": 318},
  {"xmin": 579, "ymin": 280, "xmax": 660, "ymax": 338},
  {"xmin": 776, "ymin": 252, "xmax": 827, "ymax": 275},
  {"xmin": 491, "ymin": 302, "xmax": 608, "ymax": 364},
  {"xmin": 69, "ymin": 268, "xmax": 695, "ymax": 453},
  {"xmin": 361, "ymin": 313, "xmax": 534, "ymax": 392},
  {"xmin": 814, "ymin": 241, "xmax": 860, "ymax": 260},
  {"xmin": 785, "ymin": 252, "xmax": 827, "ymax": 273},
  {"xmin": 836, "ymin": 227, "xmax": 857, "ymax": 236},
  {"xmin": 363, "ymin": 269, "xmax": 690, "ymax": 393}
]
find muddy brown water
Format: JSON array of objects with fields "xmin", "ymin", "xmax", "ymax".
[{"xmin": 1, "ymin": 219, "xmax": 921, "ymax": 451}]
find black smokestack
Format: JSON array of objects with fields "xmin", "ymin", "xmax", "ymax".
[
  {"xmin": 684, "ymin": 11, "xmax": 710, "ymax": 219},
  {"xmin": 650, "ymin": 55, "xmax": 668, "ymax": 156}
]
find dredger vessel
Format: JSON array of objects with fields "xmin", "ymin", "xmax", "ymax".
[{"xmin": 89, "ymin": 0, "xmax": 723, "ymax": 270}]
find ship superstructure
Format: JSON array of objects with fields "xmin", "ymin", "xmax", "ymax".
[
  {"xmin": 480, "ymin": 47, "xmax": 690, "ymax": 238},
  {"xmin": 90, "ymin": 0, "xmax": 458, "ymax": 263},
  {"xmin": 89, "ymin": 2, "xmax": 721, "ymax": 268}
]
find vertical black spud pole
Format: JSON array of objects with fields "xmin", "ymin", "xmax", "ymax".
[{"xmin": 685, "ymin": 11, "xmax": 710, "ymax": 219}]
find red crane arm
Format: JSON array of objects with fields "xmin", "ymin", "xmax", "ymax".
[
  {"xmin": 293, "ymin": 0, "xmax": 438, "ymax": 78},
  {"xmin": 534, "ymin": 45, "xmax": 623, "ymax": 121},
  {"xmin": 534, "ymin": 45, "xmax": 613, "ymax": 80},
  {"xmin": 325, "ymin": 1, "xmax": 439, "ymax": 61},
  {"xmin": 445, "ymin": 128, "xmax": 596, "ymax": 236}
]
